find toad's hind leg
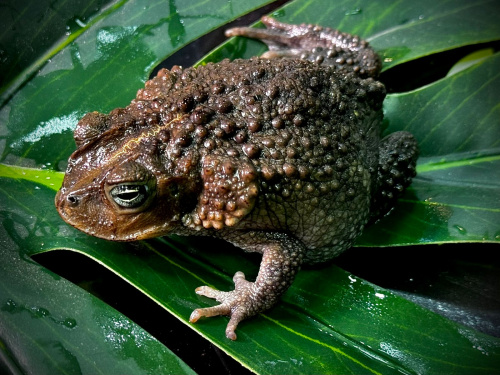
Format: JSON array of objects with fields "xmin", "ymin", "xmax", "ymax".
[
  {"xmin": 225, "ymin": 16, "xmax": 381, "ymax": 77},
  {"xmin": 370, "ymin": 131, "xmax": 419, "ymax": 220},
  {"xmin": 189, "ymin": 232, "xmax": 305, "ymax": 340}
]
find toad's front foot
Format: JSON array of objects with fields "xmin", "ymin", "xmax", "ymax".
[
  {"xmin": 190, "ymin": 231, "xmax": 305, "ymax": 340},
  {"xmin": 190, "ymin": 271, "xmax": 277, "ymax": 340}
]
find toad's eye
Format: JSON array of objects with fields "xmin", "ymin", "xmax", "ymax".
[{"xmin": 109, "ymin": 184, "xmax": 149, "ymax": 208}]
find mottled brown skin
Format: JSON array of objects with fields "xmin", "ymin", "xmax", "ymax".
[{"xmin": 56, "ymin": 17, "xmax": 418, "ymax": 340}]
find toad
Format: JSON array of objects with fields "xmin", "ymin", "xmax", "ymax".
[{"xmin": 56, "ymin": 17, "xmax": 418, "ymax": 340}]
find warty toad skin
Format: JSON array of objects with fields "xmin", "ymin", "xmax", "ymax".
[{"xmin": 56, "ymin": 16, "xmax": 418, "ymax": 340}]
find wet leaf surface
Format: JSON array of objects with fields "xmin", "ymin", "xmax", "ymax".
[
  {"xmin": 0, "ymin": 176, "xmax": 195, "ymax": 375},
  {"xmin": 1, "ymin": 0, "xmax": 499, "ymax": 374}
]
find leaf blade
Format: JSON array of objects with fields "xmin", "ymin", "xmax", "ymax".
[
  {"xmin": 0, "ymin": 178, "xmax": 196, "ymax": 375},
  {"xmin": 1, "ymin": 0, "xmax": 500, "ymax": 374}
]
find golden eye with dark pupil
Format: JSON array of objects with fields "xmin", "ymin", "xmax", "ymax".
[{"xmin": 109, "ymin": 184, "xmax": 149, "ymax": 208}]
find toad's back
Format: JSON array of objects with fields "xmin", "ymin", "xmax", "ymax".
[{"xmin": 135, "ymin": 57, "xmax": 385, "ymax": 262}]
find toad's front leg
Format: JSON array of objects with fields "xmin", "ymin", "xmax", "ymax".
[{"xmin": 189, "ymin": 232, "xmax": 305, "ymax": 340}]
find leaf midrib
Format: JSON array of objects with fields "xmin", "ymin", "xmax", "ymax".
[
  {"xmin": 417, "ymin": 153, "xmax": 500, "ymax": 173},
  {"xmin": 2, "ymin": 148, "xmax": 499, "ymax": 189}
]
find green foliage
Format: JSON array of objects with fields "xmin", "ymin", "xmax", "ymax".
[{"xmin": 1, "ymin": 0, "xmax": 499, "ymax": 373}]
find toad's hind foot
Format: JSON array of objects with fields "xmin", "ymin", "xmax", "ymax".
[
  {"xmin": 225, "ymin": 16, "xmax": 381, "ymax": 77},
  {"xmin": 370, "ymin": 131, "xmax": 419, "ymax": 220},
  {"xmin": 190, "ymin": 271, "xmax": 273, "ymax": 340}
]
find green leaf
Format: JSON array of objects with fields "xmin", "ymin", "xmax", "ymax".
[
  {"xmin": 0, "ymin": 0, "xmax": 277, "ymax": 373},
  {"xmin": 1, "ymin": 0, "xmax": 500, "ymax": 374},
  {"xmin": 446, "ymin": 48, "xmax": 495, "ymax": 77},
  {"xmin": 2, "ymin": 170, "xmax": 499, "ymax": 374},
  {"xmin": 200, "ymin": 0, "xmax": 500, "ymax": 70},
  {"xmin": 0, "ymin": 0, "xmax": 119, "ymax": 97},
  {"xmin": 0, "ymin": 176, "xmax": 195, "ymax": 375},
  {"xmin": 0, "ymin": 0, "xmax": 278, "ymax": 167},
  {"xmin": 359, "ymin": 52, "xmax": 500, "ymax": 246},
  {"xmin": 368, "ymin": 0, "xmax": 500, "ymax": 70}
]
